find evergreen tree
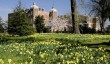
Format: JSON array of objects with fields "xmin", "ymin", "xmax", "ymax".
[
  {"xmin": 106, "ymin": 25, "xmax": 110, "ymax": 33},
  {"xmin": 0, "ymin": 17, "xmax": 4, "ymax": 33},
  {"xmin": 8, "ymin": 1, "xmax": 35, "ymax": 36},
  {"xmin": 35, "ymin": 16, "xmax": 45, "ymax": 33}
]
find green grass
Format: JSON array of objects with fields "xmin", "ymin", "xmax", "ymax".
[{"xmin": 0, "ymin": 33, "xmax": 110, "ymax": 64}]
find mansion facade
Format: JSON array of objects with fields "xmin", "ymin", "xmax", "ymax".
[
  {"xmin": 8, "ymin": 2, "xmax": 99, "ymax": 32},
  {"xmin": 25, "ymin": 2, "xmax": 58, "ymax": 27}
]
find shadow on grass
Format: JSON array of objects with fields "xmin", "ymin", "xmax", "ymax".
[
  {"xmin": 81, "ymin": 41, "xmax": 110, "ymax": 47},
  {"xmin": 55, "ymin": 38, "xmax": 110, "ymax": 46},
  {"xmin": 0, "ymin": 36, "xmax": 110, "ymax": 52},
  {"xmin": 81, "ymin": 41, "xmax": 110, "ymax": 52},
  {"xmin": 0, "ymin": 36, "xmax": 46, "ymax": 45},
  {"xmin": 55, "ymin": 38, "xmax": 110, "ymax": 52}
]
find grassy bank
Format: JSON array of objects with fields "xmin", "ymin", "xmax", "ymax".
[{"xmin": 0, "ymin": 33, "xmax": 110, "ymax": 64}]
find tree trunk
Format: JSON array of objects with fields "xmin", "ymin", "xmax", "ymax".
[
  {"xmin": 71, "ymin": 0, "xmax": 80, "ymax": 34},
  {"xmin": 100, "ymin": 18, "xmax": 105, "ymax": 34}
]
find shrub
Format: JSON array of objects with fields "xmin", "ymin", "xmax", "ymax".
[
  {"xmin": 35, "ymin": 16, "xmax": 45, "ymax": 33},
  {"xmin": 8, "ymin": 2, "xmax": 35, "ymax": 36},
  {"xmin": 106, "ymin": 25, "xmax": 110, "ymax": 34}
]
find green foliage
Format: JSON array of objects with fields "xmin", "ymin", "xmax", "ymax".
[
  {"xmin": 8, "ymin": 1, "xmax": 35, "ymax": 36},
  {"xmin": 8, "ymin": 11, "xmax": 35, "ymax": 36},
  {"xmin": 106, "ymin": 25, "xmax": 110, "ymax": 34},
  {"xmin": 0, "ymin": 33, "xmax": 110, "ymax": 63},
  {"xmin": 79, "ymin": 24, "xmax": 96, "ymax": 34},
  {"xmin": 35, "ymin": 16, "xmax": 45, "ymax": 33},
  {"xmin": 13, "ymin": 0, "xmax": 23, "ymax": 12},
  {"xmin": 0, "ymin": 17, "xmax": 4, "ymax": 33}
]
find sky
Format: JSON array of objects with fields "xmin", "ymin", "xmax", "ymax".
[
  {"xmin": 0, "ymin": 0, "xmax": 109, "ymax": 27},
  {"xmin": 0, "ymin": 0, "xmax": 88, "ymax": 20},
  {"xmin": 0, "ymin": 0, "xmax": 71, "ymax": 20}
]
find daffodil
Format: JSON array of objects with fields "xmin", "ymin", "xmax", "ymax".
[
  {"xmin": 0, "ymin": 59, "xmax": 4, "ymax": 64},
  {"xmin": 8, "ymin": 59, "xmax": 12, "ymax": 64}
]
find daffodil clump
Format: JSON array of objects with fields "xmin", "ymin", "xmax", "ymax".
[{"xmin": 0, "ymin": 33, "xmax": 110, "ymax": 64}]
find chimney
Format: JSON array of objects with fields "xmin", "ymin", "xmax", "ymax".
[{"xmin": 42, "ymin": 8, "xmax": 44, "ymax": 11}]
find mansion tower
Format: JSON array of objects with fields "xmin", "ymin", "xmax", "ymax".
[
  {"xmin": 25, "ymin": 2, "xmax": 58, "ymax": 27},
  {"xmin": 8, "ymin": 2, "xmax": 99, "ymax": 32}
]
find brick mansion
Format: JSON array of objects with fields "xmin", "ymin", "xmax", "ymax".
[
  {"xmin": 25, "ymin": 2, "xmax": 58, "ymax": 26},
  {"xmin": 8, "ymin": 2, "xmax": 99, "ymax": 32}
]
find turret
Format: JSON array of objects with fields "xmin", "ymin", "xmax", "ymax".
[
  {"xmin": 30, "ymin": 2, "xmax": 39, "ymax": 21},
  {"xmin": 30, "ymin": 2, "xmax": 39, "ymax": 9},
  {"xmin": 49, "ymin": 7, "xmax": 58, "ymax": 20}
]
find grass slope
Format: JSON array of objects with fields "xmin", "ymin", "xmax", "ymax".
[{"xmin": 0, "ymin": 33, "xmax": 110, "ymax": 64}]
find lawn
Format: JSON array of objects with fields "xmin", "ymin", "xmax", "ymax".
[{"xmin": 0, "ymin": 33, "xmax": 110, "ymax": 64}]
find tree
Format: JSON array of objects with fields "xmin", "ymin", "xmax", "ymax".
[
  {"xmin": 71, "ymin": 0, "xmax": 80, "ymax": 34},
  {"xmin": 3, "ymin": 20, "xmax": 8, "ymax": 32},
  {"xmin": 0, "ymin": 17, "xmax": 4, "ymax": 33},
  {"xmin": 35, "ymin": 16, "xmax": 45, "ymax": 33},
  {"xmin": 8, "ymin": 1, "xmax": 35, "ymax": 36},
  {"xmin": 106, "ymin": 25, "xmax": 110, "ymax": 34},
  {"xmin": 90, "ymin": 0, "xmax": 110, "ymax": 34},
  {"xmin": 49, "ymin": 16, "xmax": 69, "ymax": 32}
]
